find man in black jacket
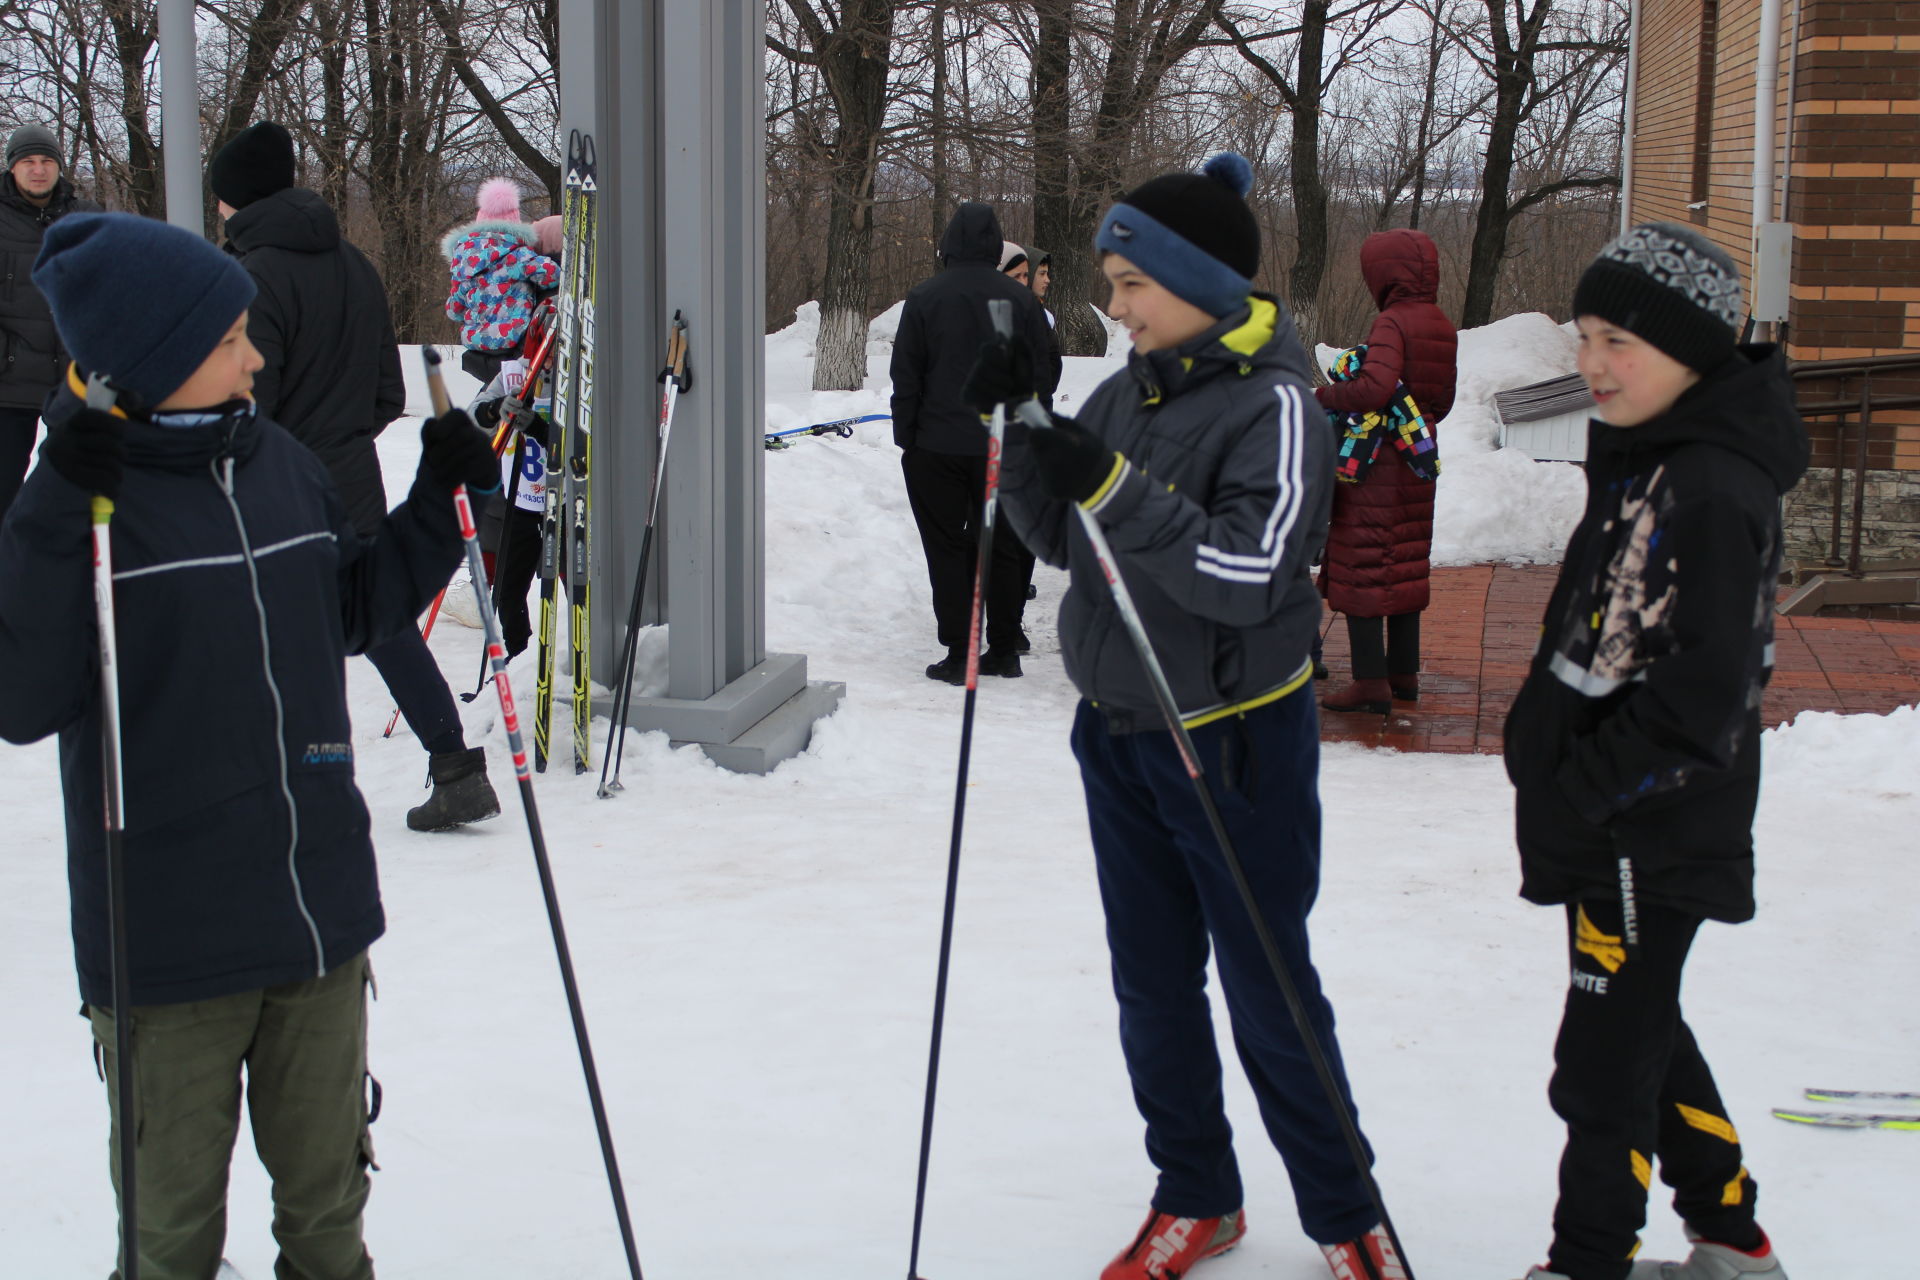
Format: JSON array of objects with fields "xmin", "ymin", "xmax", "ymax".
[
  {"xmin": 211, "ymin": 121, "xmax": 498, "ymax": 830},
  {"xmin": 891, "ymin": 203, "xmax": 1058, "ymax": 682},
  {"xmin": 0, "ymin": 123, "xmax": 98, "ymax": 516}
]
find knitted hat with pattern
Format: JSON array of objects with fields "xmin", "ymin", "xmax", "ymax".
[{"xmin": 1573, "ymin": 222, "xmax": 1745, "ymax": 372}]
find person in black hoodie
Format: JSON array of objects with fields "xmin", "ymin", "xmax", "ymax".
[
  {"xmin": 0, "ymin": 211, "xmax": 498, "ymax": 1280},
  {"xmin": 1502, "ymin": 223, "xmax": 1807, "ymax": 1280},
  {"xmin": 0, "ymin": 123, "xmax": 99, "ymax": 516},
  {"xmin": 890, "ymin": 202, "xmax": 1057, "ymax": 682},
  {"xmin": 211, "ymin": 121, "xmax": 499, "ymax": 831}
]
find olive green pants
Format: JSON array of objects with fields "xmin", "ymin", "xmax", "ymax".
[{"xmin": 89, "ymin": 951, "xmax": 377, "ymax": 1280}]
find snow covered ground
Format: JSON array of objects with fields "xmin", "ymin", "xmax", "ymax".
[{"xmin": 3, "ymin": 316, "xmax": 1915, "ymax": 1279}]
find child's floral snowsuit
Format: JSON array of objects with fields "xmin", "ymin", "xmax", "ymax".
[{"xmin": 441, "ymin": 219, "xmax": 559, "ymax": 352}]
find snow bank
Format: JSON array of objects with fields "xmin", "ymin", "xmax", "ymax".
[{"xmin": 1762, "ymin": 703, "xmax": 1920, "ymax": 799}]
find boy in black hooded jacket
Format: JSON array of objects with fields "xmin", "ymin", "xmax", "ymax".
[{"xmin": 1503, "ymin": 223, "xmax": 1808, "ymax": 1280}]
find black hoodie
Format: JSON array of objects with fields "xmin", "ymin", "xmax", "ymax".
[
  {"xmin": 225, "ymin": 186, "xmax": 405, "ymax": 535},
  {"xmin": 889, "ymin": 202, "xmax": 1058, "ymax": 455},
  {"xmin": 1502, "ymin": 347, "xmax": 1810, "ymax": 923}
]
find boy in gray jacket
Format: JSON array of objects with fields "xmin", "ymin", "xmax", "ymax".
[{"xmin": 969, "ymin": 155, "xmax": 1401, "ymax": 1280}]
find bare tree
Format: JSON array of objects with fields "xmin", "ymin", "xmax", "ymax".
[{"xmin": 769, "ymin": 0, "xmax": 900, "ymax": 391}]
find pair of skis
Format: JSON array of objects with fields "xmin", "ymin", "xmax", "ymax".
[
  {"xmin": 535, "ymin": 130, "xmax": 600, "ymax": 774},
  {"xmin": 1774, "ymin": 1088, "xmax": 1920, "ymax": 1131}
]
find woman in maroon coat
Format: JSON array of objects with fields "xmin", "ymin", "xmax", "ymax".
[{"xmin": 1316, "ymin": 228, "xmax": 1457, "ymax": 714}]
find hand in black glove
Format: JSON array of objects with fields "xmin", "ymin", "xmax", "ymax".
[
  {"xmin": 42, "ymin": 407, "xmax": 125, "ymax": 499},
  {"xmin": 420, "ymin": 408, "xmax": 501, "ymax": 493},
  {"xmin": 1029, "ymin": 414, "xmax": 1120, "ymax": 505},
  {"xmin": 961, "ymin": 333, "xmax": 1036, "ymax": 417}
]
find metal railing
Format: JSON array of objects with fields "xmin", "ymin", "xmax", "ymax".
[{"xmin": 1789, "ymin": 352, "xmax": 1920, "ymax": 576}]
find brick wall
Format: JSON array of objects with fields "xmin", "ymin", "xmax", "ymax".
[{"xmin": 1627, "ymin": 0, "xmax": 1920, "ymax": 558}]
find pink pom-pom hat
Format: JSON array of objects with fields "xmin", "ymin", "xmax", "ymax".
[{"xmin": 476, "ymin": 177, "xmax": 521, "ymax": 221}]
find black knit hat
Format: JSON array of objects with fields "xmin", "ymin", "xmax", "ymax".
[
  {"xmin": 1572, "ymin": 222, "xmax": 1744, "ymax": 373},
  {"xmin": 1096, "ymin": 153, "xmax": 1260, "ymax": 317},
  {"xmin": 209, "ymin": 121, "xmax": 296, "ymax": 210},
  {"xmin": 6, "ymin": 124, "xmax": 60, "ymax": 170}
]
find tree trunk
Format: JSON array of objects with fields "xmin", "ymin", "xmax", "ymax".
[
  {"xmin": 1287, "ymin": 0, "xmax": 1330, "ymax": 338},
  {"xmin": 1462, "ymin": 0, "xmax": 1550, "ymax": 328},
  {"xmin": 810, "ymin": 0, "xmax": 895, "ymax": 391},
  {"xmin": 928, "ymin": 0, "xmax": 949, "ymax": 251},
  {"xmin": 1031, "ymin": 0, "xmax": 1102, "ymax": 353},
  {"xmin": 103, "ymin": 0, "xmax": 161, "ymax": 218}
]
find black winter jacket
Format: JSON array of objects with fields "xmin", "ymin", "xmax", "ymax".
[
  {"xmin": 1502, "ymin": 348, "xmax": 1809, "ymax": 923},
  {"xmin": 0, "ymin": 379, "xmax": 464, "ymax": 1007},
  {"xmin": 0, "ymin": 175, "xmax": 100, "ymax": 409},
  {"xmin": 890, "ymin": 203, "xmax": 1058, "ymax": 455},
  {"xmin": 225, "ymin": 187, "xmax": 405, "ymax": 536}
]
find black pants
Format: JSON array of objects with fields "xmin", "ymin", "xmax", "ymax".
[
  {"xmin": 1345, "ymin": 611, "xmax": 1420, "ymax": 680},
  {"xmin": 365, "ymin": 626, "xmax": 466, "ymax": 756},
  {"xmin": 900, "ymin": 445, "xmax": 1033, "ymax": 652},
  {"xmin": 490, "ymin": 503, "xmax": 545, "ymax": 658},
  {"xmin": 0, "ymin": 404, "xmax": 42, "ymax": 519},
  {"xmin": 1546, "ymin": 899, "xmax": 1760, "ymax": 1280}
]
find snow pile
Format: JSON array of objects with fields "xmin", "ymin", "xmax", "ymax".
[{"xmin": 1761, "ymin": 703, "xmax": 1920, "ymax": 799}]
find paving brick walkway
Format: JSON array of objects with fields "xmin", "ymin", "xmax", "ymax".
[{"xmin": 1317, "ymin": 564, "xmax": 1920, "ymax": 754}]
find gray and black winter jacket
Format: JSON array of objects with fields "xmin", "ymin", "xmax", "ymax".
[
  {"xmin": 0, "ymin": 174, "xmax": 99, "ymax": 410},
  {"xmin": 1001, "ymin": 296, "xmax": 1331, "ymax": 730}
]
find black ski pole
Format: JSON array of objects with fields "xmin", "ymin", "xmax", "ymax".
[
  {"xmin": 422, "ymin": 348, "xmax": 645, "ymax": 1280},
  {"xmin": 598, "ymin": 310, "xmax": 688, "ymax": 798},
  {"xmin": 1011, "ymin": 396, "xmax": 1418, "ymax": 1279},
  {"xmin": 904, "ymin": 298, "xmax": 1015, "ymax": 1280},
  {"xmin": 85, "ymin": 373, "xmax": 139, "ymax": 1280}
]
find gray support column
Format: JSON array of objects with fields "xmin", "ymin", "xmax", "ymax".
[
  {"xmin": 576, "ymin": 0, "xmax": 842, "ymax": 774},
  {"xmin": 157, "ymin": 0, "xmax": 202, "ymax": 233}
]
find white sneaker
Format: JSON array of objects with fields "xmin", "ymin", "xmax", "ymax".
[{"xmin": 1628, "ymin": 1226, "xmax": 1786, "ymax": 1280}]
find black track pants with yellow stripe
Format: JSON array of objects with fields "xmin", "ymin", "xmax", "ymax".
[{"xmin": 1545, "ymin": 899, "xmax": 1761, "ymax": 1280}]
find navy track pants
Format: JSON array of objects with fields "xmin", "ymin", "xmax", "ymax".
[{"xmin": 1070, "ymin": 691, "xmax": 1377, "ymax": 1245}]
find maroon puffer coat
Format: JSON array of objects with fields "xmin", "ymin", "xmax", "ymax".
[{"xmin": 1314, "ymin": 229, "xmax": 1458, "ymax": 617}]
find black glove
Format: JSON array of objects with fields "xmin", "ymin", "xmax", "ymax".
[
  {"xmin": 42, "ymin": 407, "xmax": 125, "ymax": 499},
  {"xmin": 420, "ymin": 409, "xmax": 500, "ymax": 493},
  {"xmin": 961, "ymin": 334, "xmax": 1037, "ymax": 417},
  {"xmin": 1029, "ymin": 414, "xmax": 1119, "ymax": 504}
]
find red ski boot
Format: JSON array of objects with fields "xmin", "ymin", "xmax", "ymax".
[
  {"xmin": 1100, "ymin": 1208, "xmax": 1246, "ymax": 1280},
  {"xmin": 1321, "ymin": 1224, "xmax": 1409, "ymax": 1279}
]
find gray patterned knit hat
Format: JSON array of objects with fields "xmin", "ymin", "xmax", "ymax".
[{"xmin": 1572, "ymin": 222, "xmax": 1744, "ymax": 372}]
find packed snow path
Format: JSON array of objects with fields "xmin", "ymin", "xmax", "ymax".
[{"xmin": 3, "ymin": 321, "xmax": 1915, "ymax": 1277}]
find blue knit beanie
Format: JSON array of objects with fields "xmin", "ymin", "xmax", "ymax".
[
  {"xmin": 1096, "ymin": 153, "xmax": 1260, "ymax": 318},
  {"xmin": 32, "ymin": 212, "xmax": 257, "ymax": 408}
]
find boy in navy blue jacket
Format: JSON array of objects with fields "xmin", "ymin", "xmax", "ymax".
[{"xmin": 0, "ymin": 212, "xmax": 498, "ymax": 1280}]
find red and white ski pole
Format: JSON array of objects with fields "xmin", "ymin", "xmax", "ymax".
[{"xmin": 421, "ymin": 347, "xmax": 645, "ymax": 1280}]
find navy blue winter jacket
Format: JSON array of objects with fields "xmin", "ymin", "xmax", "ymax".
[{"xmin": 0, "ymin": 377, "xmax": 464, "ymax": 1007}]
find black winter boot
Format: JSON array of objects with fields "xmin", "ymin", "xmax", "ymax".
[
  {"xmin": 407, "ymin": 747, "xmax": 501, "ymax": 832},
  {"xmin": 978, "ymin": 647, "xmax": 1023, "ymax": 678},
  {"xmin": 925, "ymin": 648, "xmax": 967, "ymax": 685}
]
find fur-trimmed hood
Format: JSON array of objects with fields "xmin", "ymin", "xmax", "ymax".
[{"xmin": 441, "ymin": 218, "xmax": 541, "ymax": 270}]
